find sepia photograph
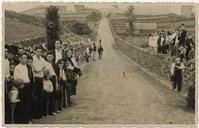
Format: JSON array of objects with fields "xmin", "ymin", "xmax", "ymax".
[{"xmin": 2, "ymin": 1, "xmax": 197, "ymax": 127}]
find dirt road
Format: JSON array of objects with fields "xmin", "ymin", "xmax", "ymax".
[{"xmin": 35, "ymin": 18, "xmax": 194, "ymax": 124}]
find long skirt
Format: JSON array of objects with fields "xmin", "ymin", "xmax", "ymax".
[
  {"xmin": 49, "ymin": 76, "xmax": 58, "ymax": 114},
  {"xmin": 71, "ymin": 80, "xmax": 77, "ymax": 96},
  {"xmin": 34, "ymin": 77, "xmax": 44, "ymax": 118}
]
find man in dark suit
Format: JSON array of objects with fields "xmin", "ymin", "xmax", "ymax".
[
  {"xmin": 179, "ymin": 24, "xmax": 187, "ymax": 47},
  {"xmin": 26, "ymin": 55, "xmax": 35, "ymax": 120}
]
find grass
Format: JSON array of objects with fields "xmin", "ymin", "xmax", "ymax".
[
  {"xmin": 5, "ymin": 10, "xmax": 97, "ymax": 44},
  {"xmin": 124, "ymin": 36, "xmax": 148, "ymax": 47},
  {"xmin": 5, "ymin": 17, "xmax": 45, "ymax": 43}
]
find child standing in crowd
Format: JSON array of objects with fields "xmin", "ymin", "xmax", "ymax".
[
  {"xmin": 65, "ymin": 59, "xmax": 75, "ymax": 106},
  {"xmin": 8, "ymin": 79, "xmax": 24, "ymax": 124},
  {"xmin": 170, "ymin": 57, "xmax": 185, "ymax": 91},
  {"xmin": 57, "ymin": 59, "xmax": 66, "ymax": 112},
  {"xmin": 42, "ymin": 70, "xmax": 54, "ymax": 117}
]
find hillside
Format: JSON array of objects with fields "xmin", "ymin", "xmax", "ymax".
[
  {"xmin": 21, "ymin": 5, "xmax": 70, "ymax": 16},
  {"xmin": 5, "ymin": 10, "xmax": 97, "ymax": 45},
  {"xmin": 5, "ymin": 10, "xmax": 45, "ymax": 43}
]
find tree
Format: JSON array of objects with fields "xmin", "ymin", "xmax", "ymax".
[
  {"xmin": 71, "ymin": 21, "xmax": 93, "ymax": 35},
  {"xmin": 125, "ymin": 5, "xmax": 136, "ymax": 36},
  {"xmin": 86, "ymin": 10, "xmax": 102, "ymax": 22},
  {"xmin": 45, "ymin": 5, "xmax": 60, "ymax": 50}
]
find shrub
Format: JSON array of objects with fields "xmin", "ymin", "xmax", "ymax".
[{"xmin": 71, "ymin": 22, "xmax": 93, "ymax": 35}]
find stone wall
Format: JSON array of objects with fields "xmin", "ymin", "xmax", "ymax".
[{"xmin": 109, "ymin": 19, "xmax": 195, "ymax": 93}]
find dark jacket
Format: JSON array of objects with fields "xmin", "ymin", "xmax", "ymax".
[
  {"xmin": 26, "ymin": 65, "xmax": 35, "ymax": 93},
  {"xmin": 179, "ymin": 30, "xmax": 187, "ymax": 46}
]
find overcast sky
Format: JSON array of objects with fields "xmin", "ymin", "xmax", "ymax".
[{"xmin": 3, "ymin": 2, "xmax": 193, "ymax": 15}]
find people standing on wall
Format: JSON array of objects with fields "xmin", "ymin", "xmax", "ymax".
[
  {"xmin": 170, "ymin": 29, "xmax": 179, "ymax": 56},
  {"xmin": 188, "ymin": 45, "xmax": 195, "ymax": 60},
  {"xmin": 148, "ymin": 31, "xmax": 158, "ymax": 52},
  {"xmin": 170, "ymin": 57, "xmax": 185, "ymax": 91},
  {"xmin": 179, "ymin": 24, "xmax": 187, "ymax": 47},
  {"xmin": 185, "ymin": 35, "xmax": 194, "ymax": 61},
  {"xmin": 173, "ymin": 29, "xmax": 180, "ymax": 56},
  {"xmin": 157, "ymin": 33, "xmax": 166, "ymax": 54}
]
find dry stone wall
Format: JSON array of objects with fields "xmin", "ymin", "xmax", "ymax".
[{"xmin": 109, "ymin": 19, "xmax": 195, "ymax": 94}]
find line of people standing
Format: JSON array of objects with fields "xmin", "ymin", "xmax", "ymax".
[
  {"xmin": 147, "ymin": 23, "xmax": 195, "ymax": 92},
  {"xmin": 85, "ymin": 39, "xmax": 104, "ymax": 62},
  {"xmin": 5, "ymin": 40, "xmax": 82, "ymax": 124},
  {"xmin": 148, "ymin": 23, "xmax": 195, "ymax": 62}
]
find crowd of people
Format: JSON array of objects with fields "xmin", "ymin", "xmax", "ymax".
[
  {"xmin": 148, "ymin": 23, "xmax": 195, "ymax": 61},
  {"xmin": 4, "ymin": 39, "xmax": 104, "ymax": 124},
  {"xmin": 147, "ymin": 23, "xmax": 195, "ymax": 92}
]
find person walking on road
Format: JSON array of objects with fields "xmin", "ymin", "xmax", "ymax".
[
  {"xmin": 85, "ymin": 46, "xmax": 90, "ymax": 62},
  {"xmin": 98, "ymin": 40, "xmax": 104, "ymax": 60},
  {"xmin": 92, "ymin": 43, "xmax": 97, "ymax": 61}
]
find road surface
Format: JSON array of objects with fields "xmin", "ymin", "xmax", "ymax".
[{"xmin": 35, "ymin": 18, "xmax": 194, "ymax": 124}]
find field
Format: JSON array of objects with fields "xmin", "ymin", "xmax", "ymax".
[
  {"xmin": 5, "ymin": 17, "xmax": 45, "ymax": 43},
  {"xmin": 109, "ymin": 13, "xmax": 195, "ymax": 48},
  {"xmin": 5, "ymin": 10, "xmax": 98, "ymax": 45},
  {"xmin": 5, "ymin": 11, "xmax": 45, "ymax": 43}
]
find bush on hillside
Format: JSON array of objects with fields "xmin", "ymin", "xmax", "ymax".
[
  {"xmin": 86, "ymin": 10, "xmax": 102, "ymax": 22},
  {"xmin": 71, "ymin": 22, "xmax": 93, "ymax": 35}
]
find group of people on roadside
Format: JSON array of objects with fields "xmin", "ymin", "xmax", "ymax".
[
  {"xmin": 148, "ymin": 23, "xmax": 194, "ymax": 61},
  {"xmin": 4, "ymin": 40, "xmax": 86, "ymax": 124},
  {"xmin": 85, "ymin": 39, "xmax": 104, "ymax": 62},
  {"xmin": 148, "ymin": 23, "xmax": 195, "ymax": 92}
]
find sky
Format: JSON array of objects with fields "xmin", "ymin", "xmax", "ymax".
[{"xmin": 3, "ymin": 2, "xmax": 194, "ymax": 15}]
